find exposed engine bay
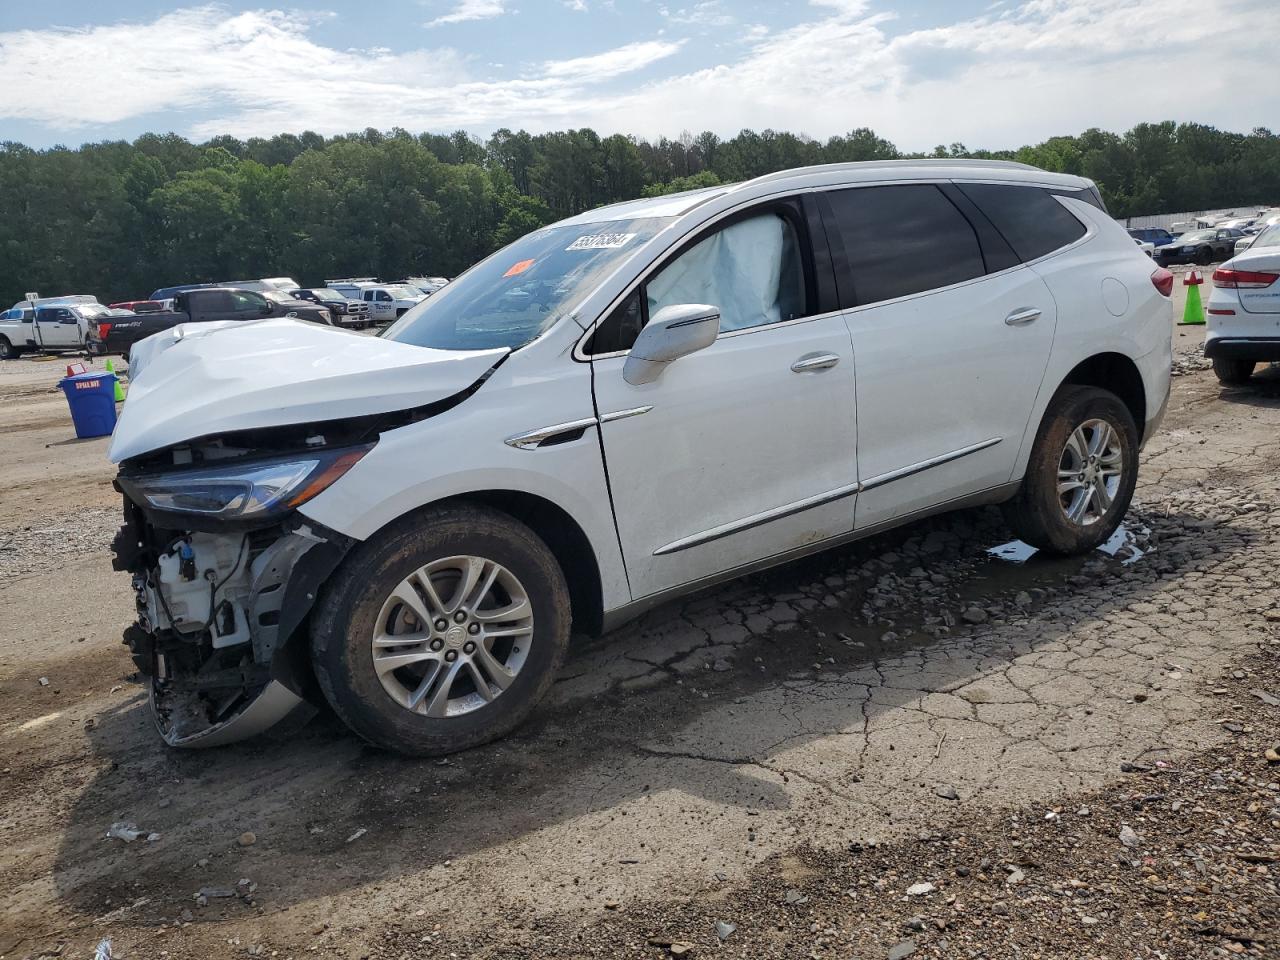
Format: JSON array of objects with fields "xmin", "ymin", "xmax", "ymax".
[{"xmin": 112, "ymin": 423, "xmax": 360, "ymax": 747}]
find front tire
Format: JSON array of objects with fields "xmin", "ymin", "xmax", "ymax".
[
  {"xmin": 1197, "ymin": 247, "xmax": 1214, "ymax": 266},
  {"xmin": 0, "ymin": 337, "xmax": 14, "ymax": 360},
  {"xmin": 1212, "ymin": 357, "xmax": 1255, "ymax": 385},
  {"xmin": 310, "ymin": 503, "xmax": 571, "ymax": 756},
  {"xmin": 1002, "ymin": 385, "xmax": 1139, "ymax": 555}
]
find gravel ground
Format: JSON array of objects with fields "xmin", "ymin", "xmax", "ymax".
[{"xmin": 3, "ymin": 292, "xmax": 1280, "ymax": 960}]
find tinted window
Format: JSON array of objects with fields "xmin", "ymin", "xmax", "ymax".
[
  {"xmin": 587, "ymin": 291, "xmax": 643, "ymax": 355},
  {"xmin": 959, "ymin": 183, "xmax": 1086, "ymax": 262},
  {"xmin": 825, "ymin": 185, "xmax": 985, "ymax": 306},
  {"xmin": 229, "ymin": 291, "xmax": 265, "ymax": 314}
]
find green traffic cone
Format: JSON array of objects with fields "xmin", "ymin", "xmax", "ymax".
[
  {"xmin": 104, "ymin": 357, "xmax": 126, "ymax": 401},
  {"xmin": 1179, "ymin": 283, "xmax": 1204, "ymax": 326}
]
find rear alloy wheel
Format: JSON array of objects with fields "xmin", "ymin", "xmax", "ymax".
[
  {"xmin": 311, "ymin": 503, "xmax": 571, "ymax": 756},
  {"xmin": 1212, "ymin": 357, "xmax": 1255, "ymax": 385},
  {"xmin": 1002, "ymin": 385, "xmax": 1138, "ymax": 555}
]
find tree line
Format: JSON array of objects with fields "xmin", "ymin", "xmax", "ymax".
[{"xmin": 2, "ymin": 121, "xmax": 1277, "ymax": 307}]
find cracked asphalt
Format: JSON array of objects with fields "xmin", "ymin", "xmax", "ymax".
[{"xmin": 2, "ymin": 320, "xmax": 1279, "ymax": 959}]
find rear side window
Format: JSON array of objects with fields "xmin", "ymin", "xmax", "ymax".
[
  {"xmin": 959, "ymin": 183, "xmax": 1087, "ymax": 262},
  {"xmin": 824, "ymin": 184, "xmax": 986, "ymax": 307}
]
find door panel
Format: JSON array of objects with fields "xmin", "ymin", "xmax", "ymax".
[
  {"xmin": 593, "ymin": 315, "xmax": 858, "ymax": 599},
  {"xmin": 846, "ymin": 266, "xmax": 1057, "ymax": 528}
]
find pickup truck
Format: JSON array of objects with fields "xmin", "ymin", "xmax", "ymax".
[
  {"xmin": 88, "ymin": 287, "xmax": 330, "ymax": 358},
  {"xmin": 0, "ymin": 300, "xmax": 115, "ymax": 359}
]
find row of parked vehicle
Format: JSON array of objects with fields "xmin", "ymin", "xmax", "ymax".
[
  {"xmin": 0, "ymin": 274, "xmax": 450, "ymax": 360},
  {"xmin": 1126, "ymin": 208, "xmax": 1280, "ymax": 266}
]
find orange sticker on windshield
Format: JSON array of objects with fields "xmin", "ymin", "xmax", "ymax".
[{"xmin": 503, "ymin": 259, "xmax": 535, "ymax": 278}]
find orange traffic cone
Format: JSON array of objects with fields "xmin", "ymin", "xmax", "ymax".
[{"xmin": 1178, "ymin": 269, "xmax": 1205, "ymax": 326}]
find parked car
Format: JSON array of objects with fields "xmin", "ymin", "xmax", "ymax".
[
  {"xmin": 1133, "ymin": 238, "xmax": 1155, "ymax": 258},
  {"xmin": 1154, "ymin": 228, "xmax": 1244, "ymax": 265},
  {"xmin": 106, "ymin": 160, "xmax": 1171, "ymax": 753},
  {"xmin": 90, "ymin": 287, "xmax": 331, "ymax": 357},
  {"xmin": 1205, "ymin": 224, "xmax": 1280, "ymax": 385},
  {"xmin": 405, "ymin": 276, "xmax": 450, "ymax": 295},
  {"xmin": 149, "ymin": 283, "xmax": 218, "ymax": 301},
  {"xmin": 327, "ymin": 281, "xmax": 427, "ymax": 322},
  {"xmin": 110, "ymin": 300, "xmax": 168, "ymax": 313},
  {"xmin": 0, "ymin": 299, "xmax": 111, "ymax": 358},
  {"xmin": 1127, "ymin": 227, "xmax": 1175, "ymax": 248},
  {"xmin": 289, "ymin": 288, "xmax": 373, "ymax": 327}
]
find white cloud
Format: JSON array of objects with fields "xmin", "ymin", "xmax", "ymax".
[
  {"xmin": 540, "ymin": 40, "xmax": 683, "ymax": 81},
  {"xmin": 661, "ymin": 1, "xmax": 736, "ymax": 28},
  {"xmin": 425, "ymin": 0, "xmax": 506, "ymax": 28},
  {"xmin": 0, "ymin": 0, "xmax": 1275, "ymax": 151}
]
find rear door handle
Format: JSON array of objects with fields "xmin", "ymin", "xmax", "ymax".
[
  {"xmin": 1004, "ymin": 308, "xmax": 1042, "ymax": 326},
  {"xmin": 791, "ymin": 353, "xmax": 840, "ymax": 373}
]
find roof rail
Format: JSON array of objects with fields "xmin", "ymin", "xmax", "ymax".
[{"xmin": 743, "ymin": 158, "xmax": 1043, "ymax": 188}]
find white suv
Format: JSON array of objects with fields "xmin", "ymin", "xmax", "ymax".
[
  {"xmin": 1205, "ymin": 223, "xmax": 1280, "ymax": 384},
  {"xmin": 107, "ymin": 161, "xmax": 1172, "ymax": 753}
]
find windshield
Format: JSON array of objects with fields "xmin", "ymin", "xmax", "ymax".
[
  {"xmin": 384, "ymin": 284, "xmax": 422, "ymax": 300},
  {"xmin": 314, "ymin": 288, "xmax": 348, "ymax": 299},
  {"xmin": 79, "ymin": 303, "xmax": 111, "ymax": 319},
  {"xmin": 1180, "ymin": 230, "xmax": 1215, "ymax": 243},
  {"xmin": 263, "ymin": 290, "xmax": 294, "ymax": 303},
  {"xmin": 384, "ymin": 217, "xmax": 670, "ymax": 351}
]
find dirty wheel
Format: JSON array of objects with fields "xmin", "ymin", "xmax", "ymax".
[
  {"xmin": 310, "ymin": 503, "xmax": 571, "ymax": 756},
  {"xmin": 1002, "ymin": 385, "xmax": 1138, "ymax": 555},
  {"xmin": 1212, "ymin": 357, "xmax": 1255, "ymax": 385}
]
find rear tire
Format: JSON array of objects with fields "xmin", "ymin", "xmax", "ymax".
[
  {"xmin": 0, "ymin": 336, "xmax": 14, "ymax": 360},
  {"xmin": 1212, "ymin": 357, "xmax": 1255, "ymax": 385},
  {"xmin": 1002, "ymin": 385, "xmax": 1139, "ymax": 556},
  {"xmin": 310, "ymin": 503, "xmax": 571, "ymax": 756},
  {"xmin": 1197, "ymin": 247, "xmax": 1214, "ymax": 266}
]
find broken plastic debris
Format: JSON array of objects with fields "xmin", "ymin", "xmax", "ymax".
[
  {"xmin": 38, "ymin": 676, "xmax": 50, "ymax": 686},
  {"xmin": 106, "ymin": 821, "xmax": 146, "ymax": 842},
  {"xmin": 196, "ymin": 886, "xmax": 235, "ymax": 899},
  {"xmin": 94, "ymin": 939, "xmax": 113, "ymax": 960},
  {"xmin": 346, "ymin": 827, "xmax": 367, "ymax": 843}
]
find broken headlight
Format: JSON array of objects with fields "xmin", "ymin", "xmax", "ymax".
[{"xmin": 119, "ymin": 446, "xmax": 370, "ymax": 522}]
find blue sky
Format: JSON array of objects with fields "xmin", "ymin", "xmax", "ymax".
[{"xmin": 1, "ymin": 0, "xmax": 1276, "ymax": 151}]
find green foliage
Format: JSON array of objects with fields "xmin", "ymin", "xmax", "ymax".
[{"xmin": 2, "ymin": 121, "xmax": 1277, "ymax": 306}]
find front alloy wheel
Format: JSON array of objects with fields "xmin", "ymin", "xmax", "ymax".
[
  {"xmin": 311, "ymin": 503, "xmax": 571, "ymax": 756},
  {"xmin": 371, "ymin": 556, "xmax": 533, "ymax": 718}
]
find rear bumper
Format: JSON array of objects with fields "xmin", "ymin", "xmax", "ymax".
[{"xmin": 1204, "ymin": 337, "xmax": 1280, "ymax": 361}]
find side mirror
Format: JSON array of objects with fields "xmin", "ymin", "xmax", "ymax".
[{"xmin": 622, "ymin": 303, "xmax": 720, "ymax": 386}]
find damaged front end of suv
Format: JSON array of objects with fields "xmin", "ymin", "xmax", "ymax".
[
  {"xmin": 106, "ymin": 318, "xmax": 510, "ymax": 747},
  {"xmin": 111, "ymin": 427, "xmax": 368, "ymax": 746}
]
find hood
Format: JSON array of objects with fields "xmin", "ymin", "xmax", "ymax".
[{"xmin": 108, "ymin": 318, "xmax": 507, "ymax": 463}]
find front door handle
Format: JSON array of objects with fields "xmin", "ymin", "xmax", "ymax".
[
  {"xmin": 791, "ymin": 353, "xmax": 840, "ymax": 373},
  {"xmin": 1004, "ymin": 308, "xmax": 1042, "ymax": 326}
]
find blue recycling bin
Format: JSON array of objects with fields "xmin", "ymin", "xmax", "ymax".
[{"xmin": 58, "ymin": 372, "xmax": 118, "ymax": 439}]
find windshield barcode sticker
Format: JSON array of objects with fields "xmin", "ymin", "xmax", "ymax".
[{"xmin": 566, "ymin": 233, "xmax": 636, "ymax": 251}]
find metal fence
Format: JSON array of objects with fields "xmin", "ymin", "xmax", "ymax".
[{"xmin": 1122, "ymin": 205, "xmax": 1275, "ymax": 230}]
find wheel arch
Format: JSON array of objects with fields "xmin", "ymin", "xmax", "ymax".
[
  {"xmin": 360, "ymin": 489, "xmax": 607, "ymax": 638},
  {"xmin": 1058, "ymin": 352, "xmax": 1146, "ymax": 432}
]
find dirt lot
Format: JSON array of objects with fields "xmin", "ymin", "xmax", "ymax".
[{"xmin": 1, "ymin": 274, "xmax": 1278, "ymax": 960}]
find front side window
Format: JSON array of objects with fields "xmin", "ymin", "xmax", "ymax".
[
  {"xmin": 960, "ymin": 183, "xmax": 1087, "ymax": 262},
  {"xmin": 646, "ymin": 212, "xmax": 805, "ymax": 335},
  {"xmin": 826, "ymin": 184, "xmax": 986, "ymax": 306}
]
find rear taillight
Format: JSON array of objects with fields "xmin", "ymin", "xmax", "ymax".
[
  {"xmin": 1212, "ymin": 267, "xmax": 1279, "ymax": 289},
  {"xmin": 1150, "ymin": 268, "xmax": 1174, "ymax": 297},
  {"xmin": 95, "ymin": 322, "xmax": 113, "ymax": 339}
]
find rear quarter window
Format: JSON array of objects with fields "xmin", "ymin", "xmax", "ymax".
[{"xmin": 958, "ymin": 183, "xmax": 1088, "ymax": 263}]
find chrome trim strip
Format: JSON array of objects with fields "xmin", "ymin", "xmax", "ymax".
[
  {"xmin": 599, "ymin": 405, "xmax": 653, "ymax": 424},
  {"xmin": 791, "ymin": 353, "xmax": 841, "ymax": 372},
  {"xmin": 859, "ymin": 437, "xmax": 1002, "ymax": 492},
  {"xmin": 504, "ymin": 416, "xmax": 599, "ymax": 450},
  {"xmin": 600, "ymin": 480, "xmax": 1022, "ymax": 634},
  {"xmin": 653, "ymin": 481, "xmax": 860, "ymax": 556}
]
